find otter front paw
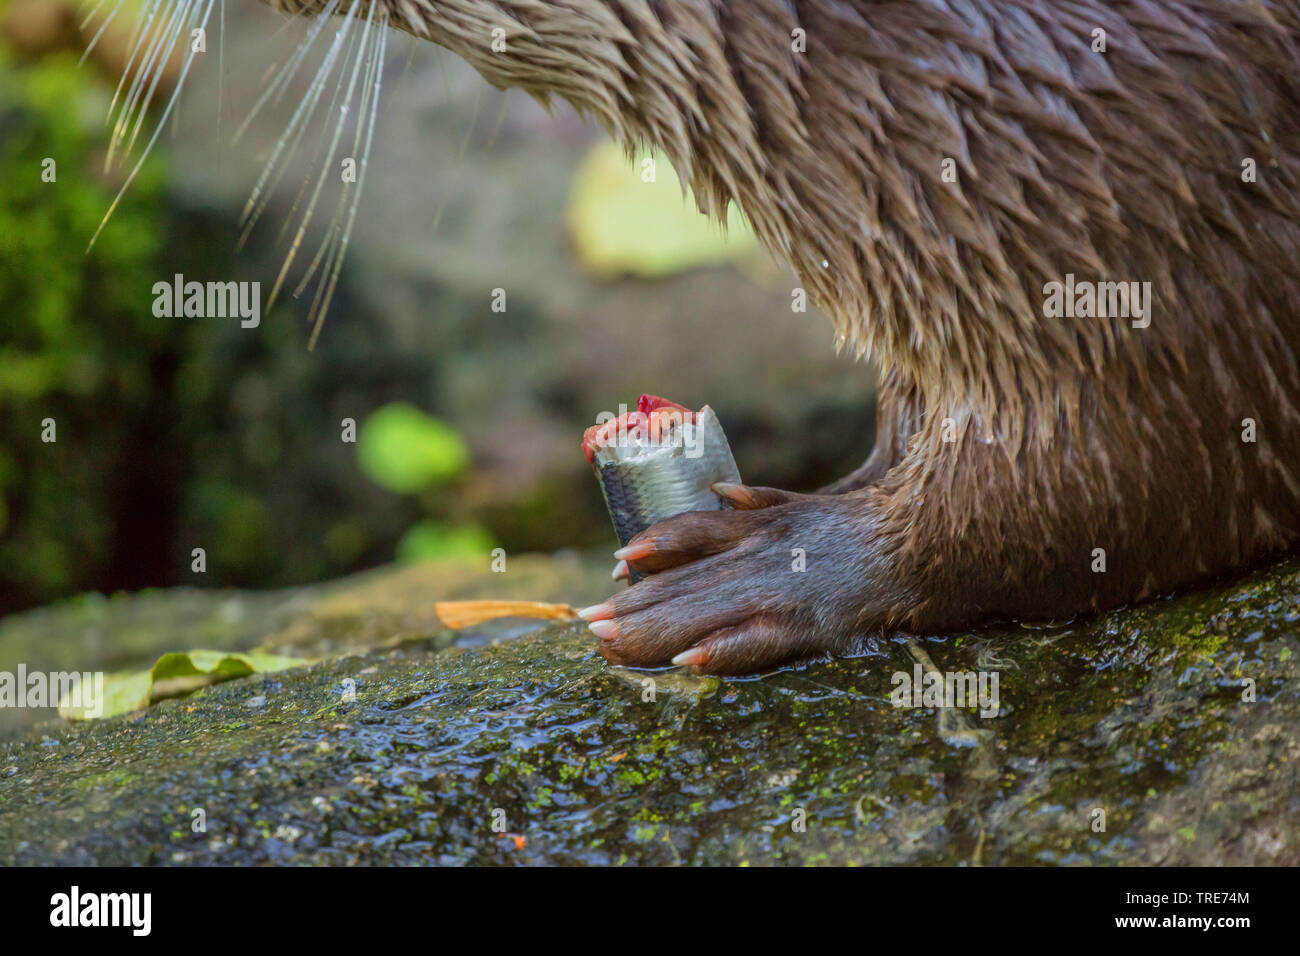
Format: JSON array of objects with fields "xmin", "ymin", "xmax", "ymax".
[{"xmin": 579, "ymin": 485, "xmax": 881, "ymax": 675}]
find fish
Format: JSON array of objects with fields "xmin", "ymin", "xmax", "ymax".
[{"xmin": 583, "ymin": 395, "xmax": 743, "ymax": 581}]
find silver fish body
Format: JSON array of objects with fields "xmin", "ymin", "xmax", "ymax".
[{"xmin": 591, "ymin": 405, "xmax": 742, "ymax": 579}]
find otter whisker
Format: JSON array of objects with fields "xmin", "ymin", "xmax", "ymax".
[
  {"xmin": 302, "ymin": 2, "xmax": 383, "ymax": 328},
  {"xmin": 274, "ymin": 1, "xmax": 367, "ymax": 245},
  {"xmin": 233, "ymin": 0, "xmax": 340, "ymax": 145},
  {"xmin": 304, "ymin": 200, "xmax": 351, "ymax": 322},
  {"xmin": 108, "ymin": 0, "xmax": 176, "ymax": 141},
  {"xmin": 217, "ymin": 0, "xmax": 224, "ymax": 138},
  {"xmin": 307, "ymin": 7, "xmax": 387, "ymax": 346},
  {"xmin": 381, "ymin": 32, "xmax": 417, "ymax": 122},
  {"xmin": 88, "ymin": 0, "xmax": 215, "ymax": 252},
  {"xmin": 79, "ymin": 0, "xmax": 109, "ymax": 31},
  {"xmin": 232, "ymin": 2, "xmax": 318, "ymax": 136},
  {"xmin": 119, "ymin": 0, "xmax": 196, "ymax": 160},
  {"xmin": 106, "ymin": 0, "xmax": 184, "ymax": 170},
  {"xmin": 285, "ymin": 18, "xmax": 371, "ymax": 279},
  {"xmin": 86, "ymin": 0, "xmax": 390, "ymax": 333},
  {"xmin": 79, "ymin": 0, "xmax": 124, "ymax": 64},
  {"xmin": 264, "ymin": 0, "xmax": 369, "ymax": 315},
  {"xmin": 291, "ymin": 20, "xmax": 372, "ymax": 291},
  {"xmin": 103, "ymin": 0, "xmax": 167, "ymax": 137},
  {"xmin": 238, "ymin": 0, "xmax": 351, "ymax": 247},
  {"xmin": 294, "ymin": 219, "xmax": 339, "ymax": 300}
]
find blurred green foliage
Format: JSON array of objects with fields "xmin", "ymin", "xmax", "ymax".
[
  {"xmin": 396, "ymin": 521, "xmax": 495, "ymax": 564},
  {"xmin": 356, "ymin": 402, "xmax": 493, "ymax": 564},
  {"xmin": 0, "ymin": 44, "xmax": 509, "ymax": 613},
  {"xmin": 357, "ymin": 401, "xmax": 469, "ymax": 493},
  {"xmin": 0, "ymin": 47, "xmax": 167, "ymax": 606},
  {"xmin": 0, "ymin": 52, "xmax": 165, "ymax": 398}
]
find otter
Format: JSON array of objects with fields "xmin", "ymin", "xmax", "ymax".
[{"xmin": 247, "ymin": 1, "xmax": 1300, "ymax": 675}]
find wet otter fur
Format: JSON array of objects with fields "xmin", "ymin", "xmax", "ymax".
[{"xmin": 264, "ymin": 0, "xmax": 1300, "ymax": 674}]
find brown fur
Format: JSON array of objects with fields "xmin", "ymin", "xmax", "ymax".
[{"xmin": 265, "ymin": 0, "xmax": 1300, "ymax": 648}]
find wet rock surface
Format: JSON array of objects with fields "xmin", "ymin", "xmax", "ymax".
[{"xmin": 1, "ymin": 555, "xmax": 1297, "ymax": 865}]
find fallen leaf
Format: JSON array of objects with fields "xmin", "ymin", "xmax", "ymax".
[{"xmin": 59, "ymin": 649, "xmax": 310, "ymax": 720}]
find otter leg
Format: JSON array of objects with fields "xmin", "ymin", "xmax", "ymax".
[
  {"xmin": 580, "ymin": 484, "xmax": 888, "ymax": 674},
  {"xmin": 580, "ymin": 382, "xmax": 1296, "ymax": 675},
  {"xmin": 818, "ymin": 372, "xmax": 921, "ymax": 494},
  {"xmin": 578, "ymin": 445, "xmax": 1003, "ymax": 676},
  {"xmin": 603, "ymin": 381, "xmax": 915, "ymax": 585}
]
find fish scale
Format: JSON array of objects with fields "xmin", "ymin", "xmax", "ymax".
[{"xmin": 589, "ymin": 404, "xmax": 743, "ymax": 583}]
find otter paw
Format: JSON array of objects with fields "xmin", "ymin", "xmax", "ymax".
[{"xmin": 580, "ymin": 485, "xmax": 876, "ymax": 675}]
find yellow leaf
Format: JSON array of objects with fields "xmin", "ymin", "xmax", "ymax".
[{"xmin": 566, "ymin": 142, "xmax": 759, "ymax": 278}]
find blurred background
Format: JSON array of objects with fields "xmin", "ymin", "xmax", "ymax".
[{"xmin": 0, "ymin": 0, "xmax": 877, "ymax": 615}]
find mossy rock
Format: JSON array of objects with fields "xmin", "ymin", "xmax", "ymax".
[{"xmin": 1, "ymin": 556, "xmax": 1297, "ymax": 865}]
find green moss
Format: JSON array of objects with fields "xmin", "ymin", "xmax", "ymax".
[
  {"xmin": 0, "ymin": 49, "xmax": 168, "ymax": 606},
  {"xmin": 4, "ymin": 560, "xmax": 1300, "ymax": 865}
]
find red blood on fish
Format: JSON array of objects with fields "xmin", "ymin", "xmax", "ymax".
[
  {"xmin": 581, "ymin": 394, "xmax": 697, "ymax": 463},
  {"xmin": 637, "ymin": 394, "xmax": 690, "ymax": 416}
]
